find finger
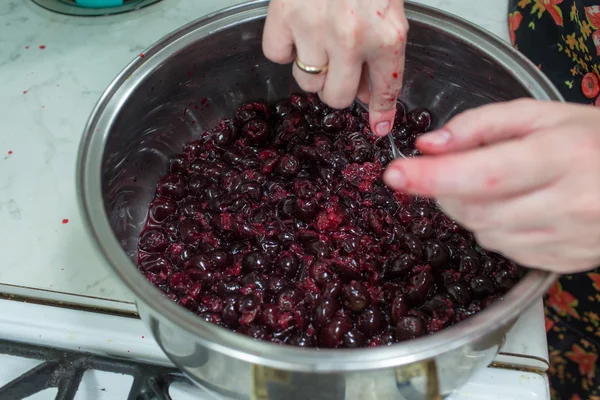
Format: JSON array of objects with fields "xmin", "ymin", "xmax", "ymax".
[
  {"xmin": 367, "ymin": 46, "xmax": 406, "ymax": 137},
  {"xmin": 320, "ymin": 52, "xmax": 362, "ymax": 109},
  {"xmin": 508, "ymin": 251, "xmax": 595, "ymax": 273},
  {"xmin": 262, "ymin": 0, "xmax": 296, "ymax": 64},
  {"xmin": 438, "ymin": 188, "xmax": 557, "ymax": 233},
  {"xmin": 356, "ymin": 66, "xmax": 370, "ymax": 104},
  {"xmin": 474, "ymin": 229, "xmax": 557, "ymax": 256},
  {"xmin": 292, "ymin": 34, "xmax": 329, "ymax": 94},
  {"xmin": 415, "ymin": 99, "xmax": 568, "ymax": 154},
  {"xmin": 383, "ymin": 131, "xmax": 568, "ymax": 199}
]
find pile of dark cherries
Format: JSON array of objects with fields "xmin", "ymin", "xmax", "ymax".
[{"xmin": 137, "ymin": 93, "xmax": 523, "ymax": 349}]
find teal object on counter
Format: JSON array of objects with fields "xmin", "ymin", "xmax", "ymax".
[{"xmin": 75, "ymin": 0, "xmax": 124, "ymax": 7}]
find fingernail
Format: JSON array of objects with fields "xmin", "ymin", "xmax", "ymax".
[
  {"xmin": 419, "ymin": 129, "xmax": 451, "ymax": 145},
  {"xmin": 375, "ymin": 121, "xmax": 390, "ymax": 136},
  {"xmin": 384, "ymin": 166, "xmax": 406, "ymax": 189}
]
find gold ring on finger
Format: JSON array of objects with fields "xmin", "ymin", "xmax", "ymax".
[{"xmin": 295, "ymin": 57, "xmax": 329, "ymax": 75}]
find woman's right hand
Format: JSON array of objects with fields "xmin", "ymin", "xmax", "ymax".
[
  {"xmin": 384, "ymin": 99, "xmax": 600, "ymax": 274},
  {"xmin": 262, "ymin": 0, "xmax": 409, "ymax": 137}
]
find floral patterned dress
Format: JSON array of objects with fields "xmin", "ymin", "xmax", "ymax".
[{"xmin": 508, "ymin": 1, "xmax": 600, "ymax": 398}]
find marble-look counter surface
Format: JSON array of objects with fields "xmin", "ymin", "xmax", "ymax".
[{"xmin": 0, "ymin": 0, "xmax": 508, "ymax": 310}]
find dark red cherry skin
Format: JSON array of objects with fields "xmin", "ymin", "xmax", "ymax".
[
  {"xmin": 391, "ymin": 295, "xmax": 410, "ymax": 324},
  {"xmin": 293, "ymin": 198, "xmax": 318, "ymax": 221},
  {"xmin": 139, "ymin": 229, "xmax": 168, "ymax": 253},
  {"xmin": 343, "ymin": 329, "xmax": 366, "ymax": 348},
  {"xmin": 266, "ymin": 274, "xmax": 289, "ymax": 296},
  {"xmin": 243, "ymin": 119, "xmax": 269, "ymax": 143},
  {"xmin": 242, "ymin": 251, "xmax": 271, "ymax": 273},
  {"xmin": 424, "ymin": 239, "xmax": 450, "ymax": 268},
  {"xmin": 385, "ymin": 254, "xmax": 416, "ymax": 279},
  {"xmin": 405, "ymin": 270, "xmax": 435, "ymax": 306},
  {"xmin": 357, "ymin": 307, "xmax": 383, "ymax": 336},
  {"xmin": 341, "ymin": 281, "xmax": 370, "ymax": 313},
  {"xmin": 406, "ymin": 108, "xmax": 432, "ymax": 132},
  {"xmin": 396, "ymin": 316, "xmax": 426, "ymax": 342},
  {"xmin": 275, "ymin": 253, "xmax": 299, "ymax": 279},
  {"xmin": 459, "ymin": 249, "xmax": 482, "ymax": 275},
  {"xmin": 322, "ymin": 112, "xmax": 346, "ymax": 133},
  {"xmin": 138, "ymin": 93, "xmax": 523, "ymax": 349},
  {"xmin": 411, "ymin": 218, "xmax": 434, "ymax": 239},
  {"xmin": 323, "ymin": 279, "xmax": 343, "ymax": 298},
  {"xmin": 288, "ymin": 334, "xmax": 316, "ymax": 347},
  {"xmin": 276, "ymin": 154, "xmax": 301, "ymax": 178},
  {"xmin": 148, "ymin": 197, "xmax": 177, "ymax": 223},
  {"xmin": 259, "ymin": 304, "xmax": 282, "ymax": 329},
  {"xmin": 313, "ymin": 297, "xmax": 341, "ymax": 328},
  {"xmin": 400, "ymin": 233, "xmax": 423, "ymax": 259},
  {"xmin": 277, "ymin": 287, "xmax": 304, "ymax": 311},
  {"xmin": 157, "ymin": 174, "xmax": 187, "ymax": 200},
  {"xmin": 469, "ymin": 276, "xmax": 495, "ymax": 299},
  {"xmin": 310, "ymin": 261, "xmax": 333, "ymax": 287},
  {"xmin": 446, "ymin": 282, "xmax": 471, "ymax": 306},
  {"xmin": 319, "ymin": 316, "xmax": 353, "ymax": 348}
]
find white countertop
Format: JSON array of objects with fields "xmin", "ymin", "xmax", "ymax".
[{"xmin": 0, "ymin": 0, "xmax": 509, "ymax": 310}]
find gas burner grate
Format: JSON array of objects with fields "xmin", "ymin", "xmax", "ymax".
[
  {"xmin": 0, "ymin": 338, "xmax": 189, "ymax": 400},
  {"xmin": 31, "ymin": 0, "xmax": 163, "ymax": 17}
]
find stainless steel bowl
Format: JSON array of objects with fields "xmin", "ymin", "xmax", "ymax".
[{"xmin": 77, "ymin": 1, "xmax": 560, "ymax": 399}]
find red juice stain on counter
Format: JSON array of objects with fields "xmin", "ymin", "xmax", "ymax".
[
  {"xmin": 39, "ymin": 45, "xmax": 46, "ymax": 50},
  {"xmin": 139, "ymin": 53, "xmax": 145, "ymax": 58},
  {"xmin": 62, "ymin": 219, "xmax": 69, "ymax": 224},
  {"xmin": 25, "ymin": 46, "xmax": 30, "ymax": 49},
  {"xmin": 23, "ymin": 90, "xmax": 28, "ymax": 94},
  {"xmin": 8, "ymin": 151, "xmax": 13, "ymax": 155},
  {"xmin": 142, "ymin": 336, "xmax": 145, "ymax": 339}
]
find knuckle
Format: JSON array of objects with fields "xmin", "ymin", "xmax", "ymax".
[
  {"xmin": 570, "ymin": 191, "xmax": 600, "ymax": 222},
  {"xmin": 377, "ymin": 24, "xmax": 407, "ymax": 49},
  {"xmin": 322, "ymin": 92, "xmax": 354, "ymax": 110},
  {"xmin": 373, "ymin": 89, "xmax": 399, "ymax": 106},
  {"xmin": 473, "ymin": 232, "xmax": 499, "ymax": 252},
  {"xmin": 334, "ymin": 19, "xmax": 362, "ymax": 50},
  {"xmin": 262, "ymin": 43, "xmax": 284, "ymax": 64},
  {"xmin": 461, "ymin": 205, "xmax": 492, "ymax": 231},
  {"xmin": 299, "ymin": 81, "xmax": 323, "ymax": 94},
  {"xmin": 293, "ymin": 72, "xmax": 324, "ymax": 94}
]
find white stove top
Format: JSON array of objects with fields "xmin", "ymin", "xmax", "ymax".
[
  {"xmin": 0, "ymin": 1, "xmax": 550, "ymax": 399},
  {"xmin": 0, "ymin": 298, "xmax": 550, "ymax": 399}
]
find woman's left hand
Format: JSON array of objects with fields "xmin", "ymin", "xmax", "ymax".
[{"xmin": 383, "ymin": 99, "xmax": 600, "ymax": 273}]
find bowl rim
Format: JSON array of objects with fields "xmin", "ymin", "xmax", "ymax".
[{"xmin": 77, "ymin": 0, "xmax": 560, "ymax": 372}]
